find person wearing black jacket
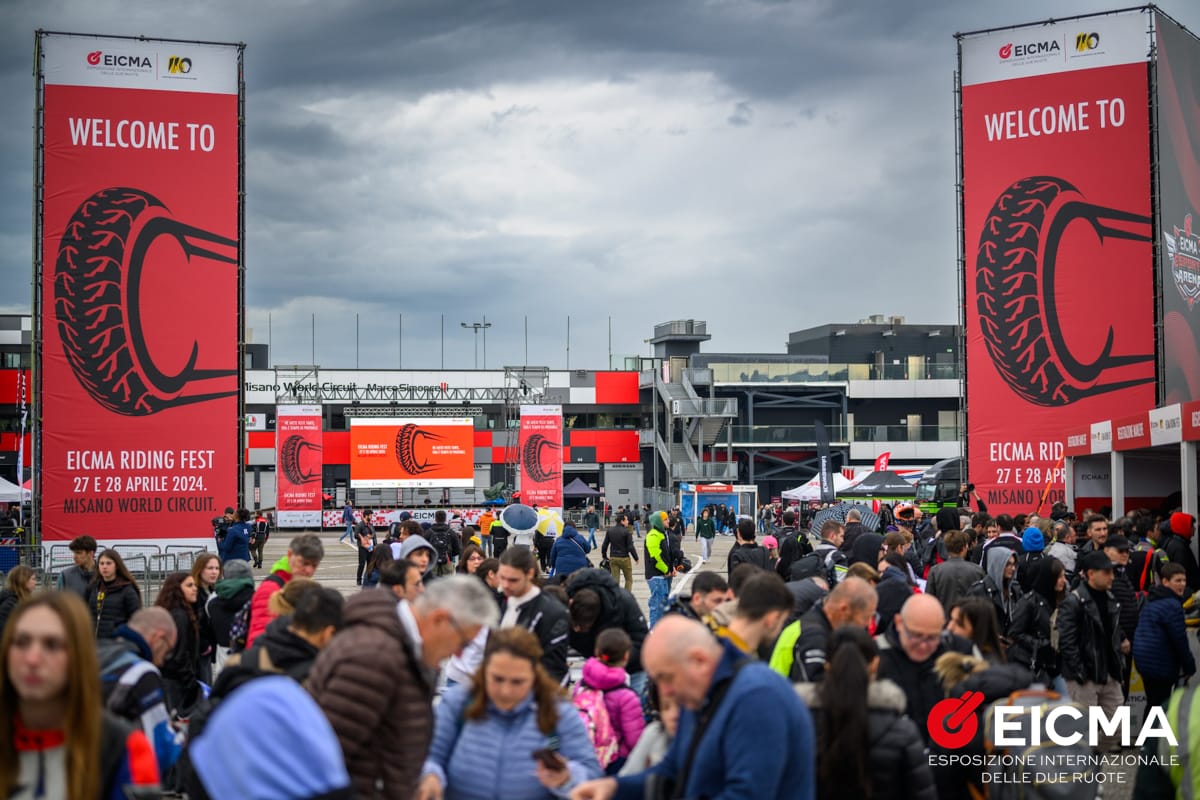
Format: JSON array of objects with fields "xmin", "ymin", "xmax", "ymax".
[
  {"xmin": 728, "ymin": 519, "xmax": 771, "ymax": 578},
  {"xmin": 497, "ymin": 546, "xmax": 570, "ymax": 683},
  {"xmin": 1057, "ymin": 551, "xmax": 1128, "ymax": 752},
  {"xmin": 218, "ymin": 586, "xmax": 344, "ymax": 688},
  {"xmin": 788, "ymin": 577, "xmax": 877, "ymax": 682},
  {"xmin": 1007, "ymin": 556, "xmax": 1066, "ymax": 688},
  {"xmin": 601, "ymin": 513, "xmax": 639, "ymax": 592},
  {"xmin": 796, "ymin": 626, "xmax": 937, "ymax": 800},
  {"xmin": 1163, "ymin": 512, "xmax": 1200, "ymax": 591},
  {"xmin": 156, "ymin": 572, "xmax": 202, "ymax": 717},
  {"xmin": 875, "ymin": 594, "xmax": 975, "ymax": 749},
  {"xmin": 206, "ymin": 560, "xmax": 255, "ymax": 651},
  {"xmin": 1102, "ymin": 536, "xmax": 1139, "ymax": 699},
  {"xmin": 564, "ymin": 567, "xmax": 649, "ymax": 691},
  {"xmin": 86, "ymin": 549, "xmax": 143, "ymax": 639},
  {"xmin": 773, "ymin": 511, "xmax": 810, "ymax": 579}
]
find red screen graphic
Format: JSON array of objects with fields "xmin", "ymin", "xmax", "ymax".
[
  {"xmin": 519, "ymin": 412, "xmax": 563, "ymax": 508},
  {"xmin": 40, "ymin": 83, "xmax": 240, "ymax": 541},
  {"xmin": 276, "ymin": 412, "xmax": 323, "ymax": 515},
  {"xmin": 963, "ymin": 63, "xmax": 1156, "ymax": 515}
]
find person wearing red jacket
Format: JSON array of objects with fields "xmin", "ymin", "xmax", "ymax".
[{"xmin": 245, "ymin": 534, "xmax": 323, "ymax": 649}]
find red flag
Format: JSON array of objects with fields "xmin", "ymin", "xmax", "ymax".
[{"xmin": 874, "ymin": 452, "xmax": 891, "ymax": 472}]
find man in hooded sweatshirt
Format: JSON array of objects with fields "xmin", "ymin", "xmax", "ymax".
[
  {"xmin": 644, "ymin": 511, "xmax": 674, "ymax": 627},
  {"xmin": 968, "ymin": 547, "xmax": 1021, "ymax": 634},
  {"xmin": 399, "ymin": 534, "xmax": 439, "ymax": 584}
]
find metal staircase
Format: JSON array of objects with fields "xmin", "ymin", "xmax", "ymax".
[{"xmin": 651, "ymin": 366, "xmax": 737, "ymax": 482}]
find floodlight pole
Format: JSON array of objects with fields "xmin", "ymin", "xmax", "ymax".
[{"xmin": 461, "ymin": 318, "xmax": 492, "ymax": 369}]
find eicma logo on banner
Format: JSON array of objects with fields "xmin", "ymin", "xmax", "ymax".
[
  {"xmin": 1165, "ymin": 213, "xmax": 1200, "ymax": 309},
  {"xmin": 84, "ymin": 50, "xmax": 152, "ymax": 73},
  {"xmin": 928, "ymin": 692, "xmax": 1176, "ymax": 750}
]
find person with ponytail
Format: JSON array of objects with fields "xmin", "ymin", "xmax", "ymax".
[
  {"xmin": 795, "ymin": 625, "xmax": 936, "ymax": 800},
  {"xmin": 575, "ymin": 628, "xmax": 645, "ymax": 773}
]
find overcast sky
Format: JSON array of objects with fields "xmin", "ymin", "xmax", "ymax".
[{"xmin": 2, "ymin": 0, "xmax": 1196, "ymax": 372}]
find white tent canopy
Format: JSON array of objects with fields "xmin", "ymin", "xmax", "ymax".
[
  {"xmin": 781, "ymin": 473, "xmax": 852, "ymax": 501},
  {"xmin": 0, "ymin": 477, "xmax": 29, "ymax": 503}
]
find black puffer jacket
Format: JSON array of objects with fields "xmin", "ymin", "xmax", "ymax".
[
  {"xmin": 0, "ymin": 589, "xmax": 19, "ymax": 635},
  {"xmin": 86, "ymin": 580, "xmax": 141, "ymax": 639},
  {"xmin": 161, "ymin": 605, "xmax": 200, "ymax": 714},
  {"xmin": 796, "ymin": 679, "xmax": 937, "ymax": 800},
  {"xmin": 206, "ymin": 577, "xmax": 255, "ymax": 648},
  {"xmin": 564, "ymin": 568, "xmax": 648, "ymax": 674}
]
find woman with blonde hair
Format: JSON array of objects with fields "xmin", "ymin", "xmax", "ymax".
[
  {"xmin": 418, "ymin": 627, "xmax": 601, "ymax": 799},
  {"xmin": 0, "ymin": 566, "xmax": 36, "ymax": 635},
  {"xmin": 0, "ymin": 592, "xmax": 160, "ymax": 799}
]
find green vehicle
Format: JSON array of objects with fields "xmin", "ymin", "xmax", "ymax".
[{"xmin": 915, "ymin": 457, "xmax": 964, "ymax": 515}]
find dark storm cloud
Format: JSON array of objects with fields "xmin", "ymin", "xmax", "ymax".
[{"xmin": 2, "ymin": 0, "xmax": 1199, "ymax": 370}]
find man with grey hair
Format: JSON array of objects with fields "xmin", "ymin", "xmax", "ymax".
[{"xmin": 309, "ymin": 575, "xmax": 498, "ymax": 800}]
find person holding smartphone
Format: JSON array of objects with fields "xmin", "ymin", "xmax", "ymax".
[{"xmin": 417, "ymin": 628, "xmax": 602, "ymax": 799}]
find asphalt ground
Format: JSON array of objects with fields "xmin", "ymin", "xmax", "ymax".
[{"xmin": 256, "ymin": 525, "xmax": 742, "ymax": 610}]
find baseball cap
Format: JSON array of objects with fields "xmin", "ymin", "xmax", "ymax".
[
  {"xmin": 1078, "ymin": 550, "xmax": 1114, "ymax": 573},
  {"xmin": 762, "ymin": 535, "xmax": 779, "ymax": 549},
  {"xmin": 224, "ymin": 506, "xmax": 236, "ymax": 514}
]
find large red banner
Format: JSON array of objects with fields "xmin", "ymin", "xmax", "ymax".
[
  {"xmin": 519, "ymin": 405, "xmax": 563, "ymax": 509},
  {"xmin": 37, "ymin": 34, "xmax": 242, "ymax": 543},
  {"xmin": 960, "ymin": 14, "xmax": 1156, "ymax": 515},
  {"xmin": 276, "ymin": 406, "xmax": 323, "ymax": 528}
]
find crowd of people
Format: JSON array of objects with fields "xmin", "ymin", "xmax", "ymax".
[{"xmin": 0, "ymin": 497, "xmax": 1198, "ymax": 799}]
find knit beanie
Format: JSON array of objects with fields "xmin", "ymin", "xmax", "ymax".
[
  {"xmin": 1021, "ymin": 526, "xmax": 1045, "ymax": 553},
  {"xmin": 649, "ymin": 511, "xmax": 668, "ymax": 532},
  {"xmin": 1170, "ymin": 512, "xmax": 1195, "ymax": 538}
]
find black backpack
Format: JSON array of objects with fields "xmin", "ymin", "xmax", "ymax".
[
  {"xmin": 253, "ymin": 519, "xmax": 269, "ymax": 540},
  {"xmin": 428, "ymin": 528, "xmax": 452, "ymax": 565},
  {"xmin": 227, "ymin": 574, "xmax": 285, "ymax": 654},
  {"xmin": 789, "ymin": 548, "xmax": 841, "ymax": 585}
]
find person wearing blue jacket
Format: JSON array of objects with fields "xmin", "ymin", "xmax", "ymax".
[
  {"xmin": 1132, "ymin": 562, "xmax": 1196, "ymax": 709},
  {"xmin": 571, "ymin": 614, "xmax": 816, "ymax": 800},
  {"xmin": 550, "ymin": 524, "xmax": 592, "ymax": 580},
  {"xmin": 218, "ymin": 509, "xmax": 252, "ymax": 563},
  {"xmin": 419, "ymin": 628, "xmax": 601, "ymax": 799},
  {"xmin": 188, "ymin": 675, "xmax": 353, "ymax": 800}
]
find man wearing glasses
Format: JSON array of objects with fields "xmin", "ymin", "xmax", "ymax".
[{"xmin": 874, "ymin": 594, "xmax": 976, "ymax": 747}]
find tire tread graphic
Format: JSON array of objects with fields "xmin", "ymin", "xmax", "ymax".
[
  {"xmin": 280, "ymin": 434, "xmax": 321, "ymax": 484},
  {"xmin": 522, "ymin": 433, "xmax": 561, "ymax": 483},
  {"xmin": 976, "ymin": 176, "xmax": 1078, "ymax": 406},
  {"xmin": 55, "ymin": 187, "xmax": 166, "ymax": 415},
  {"xmin": 395, "ymin": 424, "xmax": 439, "ymax": 474}
]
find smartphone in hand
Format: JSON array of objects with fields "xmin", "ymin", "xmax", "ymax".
[{"xmin": 531, "ymin": 748, "xmax": 567, "ymax": 771}]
